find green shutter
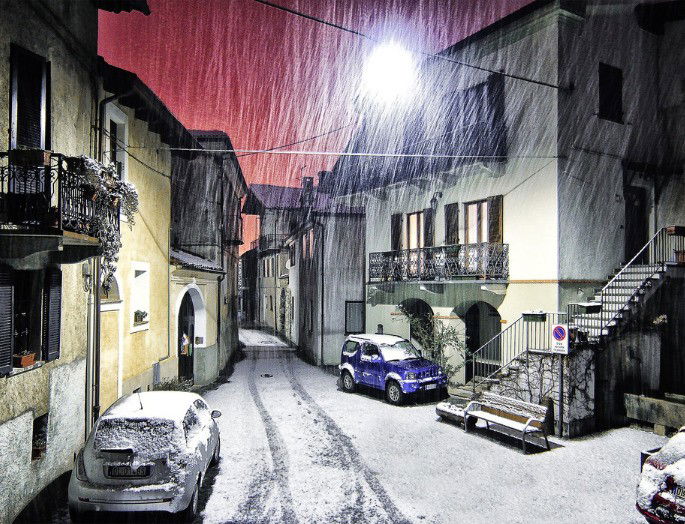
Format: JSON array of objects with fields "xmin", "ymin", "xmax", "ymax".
[
  {"xmin": 41, "ymin": 267, "xmax": 61, "ymax": 362},
  {"xmin": 423, "ymin": 208, "xmax": 434, "ymax": 247},
  {"xmin": 444, "ymin": 203, "xmax": 459, "ymax": 245},
  {"xmin": 487, "ymin": 195, "xmax": 503, "ymax": 243}
]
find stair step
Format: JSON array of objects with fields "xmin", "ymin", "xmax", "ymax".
[{"xmin": 574, "ymin": 318, "xmax": 618, "ymax": 328}]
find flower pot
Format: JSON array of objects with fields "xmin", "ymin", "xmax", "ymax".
[
  {"xmin": 675, "ymin": 250, "xmax": 685, "ymax": 265},
  {"xmin": 9, "ymin": 149, "xmax": 51, "ymax": 167},
  {"xmin": 13, "ymin": 352, "xmax": 36, "ymax": 368},
  {"xmin": 666, "ymin": 226, "xmax": 685, "ymax": 237}
]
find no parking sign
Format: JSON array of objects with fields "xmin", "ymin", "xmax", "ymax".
[{"xmin": 551, "ymin": 324, "xmax": 569, "ymax": 355}]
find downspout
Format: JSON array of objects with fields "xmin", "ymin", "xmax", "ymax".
[
  {"xmin": 93, "ymin": 89, "xmax": 132, "ymax": 423},
  {"xmin": 167, "ymin": 228, "xmax": 171, "ymax": 359},
  {"xmin": 318, "ymin": 219, "xmax": 325, "ymax": 366}
]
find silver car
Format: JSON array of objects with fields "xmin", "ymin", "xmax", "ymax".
[{"xmin": 68, "ymin": 391, "xmax": 221, "ymax": 522}]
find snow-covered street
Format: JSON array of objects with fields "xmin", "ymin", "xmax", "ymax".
[{"xmin": 197, "ymin": 329, "xmax": 667, "ymax": 523}]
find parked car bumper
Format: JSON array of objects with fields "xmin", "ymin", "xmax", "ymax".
[
  {"xmin": 68, "ymin": 472, "xmax": 189, "ymax": 515},
  {"xmin": 637, "ymin": 497, "xmax": 685, "ymax": 523},
  {"xmin": 399, "ymin": 375, "xmax": 448, "ymax": 394}
]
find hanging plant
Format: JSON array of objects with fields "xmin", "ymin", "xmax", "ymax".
[{"xmin": 68, "ymin": 155, "xmax": 139, "ymax": 291}]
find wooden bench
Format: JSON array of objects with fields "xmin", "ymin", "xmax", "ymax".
[{"xmin": 437, "ymin": 392, "xmax": 551, "ymax": 453}]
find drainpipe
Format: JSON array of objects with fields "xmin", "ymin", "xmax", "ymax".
[
  {"xmin": 85, "ymin": 258, "xmax": 94, "ymax": 437},
  {"xmin": 167, "ymin": 228, "xmax": 171, "ymax": 359},
  {"xmin": 316, "ymin": 219, "xmax": 325, "ymax": 366}
]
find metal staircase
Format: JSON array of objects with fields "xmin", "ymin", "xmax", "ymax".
[
  {"xmin": 462, "ymin": 226, "xmax": 684, "ymax": 398},
  {"xmin": 568, "ymin": 227, "xmax": 683, "ymax": 342}
]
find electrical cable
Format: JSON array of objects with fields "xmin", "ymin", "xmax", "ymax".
[
  {"xmin": 251, "ymin": 0, "xmax": 562, "ymax": 90},
  {"xmin": 236, "ymin": 122, "xmax": 356, "ymax": 158}
]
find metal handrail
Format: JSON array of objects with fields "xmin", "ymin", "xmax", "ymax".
[
  {"xmin": 569, "ymin": 227, "xmax": 684, "ymax": 339},
  {"xmin": 470, "ymin": 312, "xmax": 567, "ymax": 393}
]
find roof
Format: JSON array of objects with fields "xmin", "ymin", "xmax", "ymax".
[
  {"xmin": 94, "ymin": 0, "xmax": 151, "ymax": 15},
  {"xmin": 99, "ymin": 58, "xmax": 200, "ymax": 152},
  {"xmin": 170, "ymin": 248, "xmax": 224, "ymax": 273},
  {"xmin": 190, "ymin": 129, "xmax": 248, "ymax": 194},
  {"xmin": 243, "ymin": 184, "xmax": 302, "ymax": 214},
  {"xmin": 348, "ymin": 334, "xmax": 406, "ymax": 345},
  {"xmin": 103, "ymin": 391, "xmax": 202, "ymax": 421}
]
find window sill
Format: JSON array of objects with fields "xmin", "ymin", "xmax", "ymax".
[
  {"xmin": 8, "ymin": 361, "xmax": 45, "ymax": 377},
  {"xmin": 130, "ymin": 322, "xmax": 150, "ymax": 333}
]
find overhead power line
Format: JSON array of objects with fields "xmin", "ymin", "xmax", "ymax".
[
  {"xmin": 251, "ymin": 0, "xmax": 561, "ymax": 90},
  {"xmin": 236, "ymin": 122, "xmax": 356, "ymax": 158}
]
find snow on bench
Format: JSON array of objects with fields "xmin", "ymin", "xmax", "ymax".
[{"xmin": 436, "ymin": 392, "xmax": 551, "ymax": 453}]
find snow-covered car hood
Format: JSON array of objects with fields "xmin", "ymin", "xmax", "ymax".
[
  {"xmin": 387, "ymin": 358, "xmax": 439, "ymax": 373},
  {"xmin": 637, "ymin": 432, "xmax": 685, "ymax": 512}
]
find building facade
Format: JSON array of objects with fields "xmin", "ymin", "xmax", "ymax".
[
  {"xmin": 328, "ymin": 0, "xmax": 685, "ymax": 435},
  {"xmin": 0, "ymin": 2, "xmax": 150, "ymax": 522}
]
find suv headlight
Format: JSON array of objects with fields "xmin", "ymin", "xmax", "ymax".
[
  {"xmin": 406, "ymin": 372, "xmax": 417, "ymax": 380},
  {"xmin": 75, "ymin": 450, "xmax": 88, "ymax": 481}
]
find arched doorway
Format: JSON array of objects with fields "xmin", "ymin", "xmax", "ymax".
[
  {"xmin": 178, "ymin": 292, "xmax": 195, "ymax": 381},
  {"xmin": 399, "ymin": 299, "xmax": 433, "ymax": 354},
  {"xmin": 464, "ymin": 302, "xmax": 501, "ymax": 382}
]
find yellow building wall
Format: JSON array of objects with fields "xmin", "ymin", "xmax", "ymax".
[{"xmin": 99, "ymin": 102, "xmax": 172, "ymax": 403}]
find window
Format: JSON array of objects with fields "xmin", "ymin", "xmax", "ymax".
[
  {"xmin": 362, "ymin": 343, "xmax": 379, "ymax": 358},
  {"xmin": 445, "ymin": 202, "xmax": 459, "ymax": 245},
  {"xmin": 406, "ymin": 211, "xmax": 424, "ymax": 249},
  {"xmin": 308, "ymin": 229, "xmax": 315, "ymax": 260},
  {"xmin": 0, "ymin": 265, "xmax": 61, "ymax": 376},
  {"xmin": 464, "ymin": 196, "xmax": 503, "ymax": 244},
  {"xmin": 289, "ymin": 243, "xmax": 295, "ymax": 265},
  {"xmin": 465, "ymin": 200, "xmax": 488, "ymax": 244},
  {"xmin": 598, "ymin": 63, "xmax": 623, "ymax": 123},
  {"xmin": 302, "ymin": 234, "xmax": 308, "ymax": 260},
  {"xmin": 269, "ymin": 295, "xmax": 273, "ymax": 312},
  {"xmin": 342, "ymin": 340, "xmax": 359, "ymax": 355},
  {"xmin": 105, "ymin": 104, "xmax": 128, "ymax": 180},
  {"xmin": 391, "ymin": 213, "xmax": 403, "ymax": 251},
  {"xmin": 32, "ymin": 413, "xmax": 48, "ymax": 460},
  {"xmin": 130, "ymin": 262, "xmax": 150, "ymax": 332},
  {"xmin": 308, "ymin": 299, "xmax": 313, "ymax": 333},
  {"xmin": 10, "ymin": 45, "xmax": 50, "ymax": 149},
  {"xmin": 345, "ymin": 301, "xmax": 365, "ymax": 334}
]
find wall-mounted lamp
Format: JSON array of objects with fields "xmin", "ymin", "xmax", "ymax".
[
  {"xmin": 429, "ymin": 191, "xmax": 443, "ymax": 209},
  {"xmin": 82, "ymin": 262, "xmax": 93, "ymax": 293}
]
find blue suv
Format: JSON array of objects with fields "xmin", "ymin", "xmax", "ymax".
[{"xmin": 339, "ymin": 334, "xmax": 448, "ymax": 405}]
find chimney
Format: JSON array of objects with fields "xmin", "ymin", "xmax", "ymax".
[{"xmin": 302, "ymin": 176, "xmax": 314, "ymax": 208}]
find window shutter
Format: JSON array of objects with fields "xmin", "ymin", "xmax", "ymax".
[
  {"xmin": 0, "ymin": 267, "xmax": 14, "ymax": 375},
  {"xmin": 487, "ymin": 195, "xmax": 503, "ymax": 243},
  {"xmin": 444, "ymin": 203, "xmax": 459, "ymax": 245},
  {"xmin": 12, "ymin": 46, "xmax": 47, "ymax": 149},
  {"xmin": 390, "ymin": 213, "xmax": 402, "ymax": 251},
  {"xmin": 423, "ymin": 208, "xmax": 434, "ymax": 247},
  {"xmin": 42, "ymin": 267, "xmax": 61, "ymax": 362}
]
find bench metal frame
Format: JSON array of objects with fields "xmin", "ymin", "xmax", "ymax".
[{"xmin": 463, "ymin": 398, "xmax": 551, "ymax": 453}]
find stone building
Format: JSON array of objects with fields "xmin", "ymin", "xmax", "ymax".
[
  {"xmin": 171, "ymin": 130, "xmax": 246, "ymax": 384},
  {"xmin": 328, "ymin": 0, "xmax": 685, "ymax": 435},
  {"xmin": 0, "ymin": 2, "xmax": 150, "ymax": 522}
]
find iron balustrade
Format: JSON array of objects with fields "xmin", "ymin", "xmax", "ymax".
[
  {"xmin": 568, "ymin": 226, "xmax": 685, "ymax": 340},
  {"xmin": 0, "ymin": 151, "xmax": 120, "ymax": 237},
  {"xmin": 257, "ymin": 234, "xmax": 289, "ymax": 251},
  {"xmin": 470, "ymin": 312, "xmax": 568, "ymax": 394},
  {"xmin": 368, "ymin": 242, "xmax": 509, "ymax": 282}
]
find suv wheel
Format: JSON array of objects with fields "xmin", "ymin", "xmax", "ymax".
[
  {"xmin": 386, "ymin": 381, "xmax": 404, "ymax": 405},
  {"xmin": 341, "ymin": 371, "xmax": 356, "ymax": 393}
]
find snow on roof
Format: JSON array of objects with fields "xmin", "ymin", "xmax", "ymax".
[
  {"xmin": 348, "ymin": 334, "xmax": 406, "ymax": 345},
  {"xmin": 103, "ymin": 391, "xmax": 201, "ymax": 422},
  {"xmin": 170, "ymin": 248, "xmax": 224, "ymax": 273},
  {"xmin": 244, "ymin": 184, "xmax": 302, "ymax": 213}
]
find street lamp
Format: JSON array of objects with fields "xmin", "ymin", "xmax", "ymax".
[{"xmin": 360, "ymin": 41, "xmax": 417, "ymax": 105}]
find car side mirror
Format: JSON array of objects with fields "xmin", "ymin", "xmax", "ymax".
[{"xmin": 211, "ymin": 410, "xmax": 222, "ymax": 419}]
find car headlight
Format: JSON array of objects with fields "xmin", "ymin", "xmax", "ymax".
[
  {"xmin": 75, "ymin": 450, "xmax": 88, "ymax": 481},
  {"xmin": 406, "ymin": 372, "xmax": 416, "ymax": 380}
]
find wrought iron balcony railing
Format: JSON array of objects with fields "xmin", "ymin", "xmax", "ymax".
[
  {"xmin": 256, "ymin": 233, "xmax": 288, "ymax": 252},
  {"xmin": 0, "ymin": 150, "xmax": 120, "ymax": 238},
  {"xmin": 368, "ymin": 242, "xmax": 509, "ymax": 282}
]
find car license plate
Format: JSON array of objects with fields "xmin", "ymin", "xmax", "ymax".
[
  {"xmin": 107, "ymin": 465, "xmax": 150, "ymax": 478},
  {"xmin": 425, "ymin": 384, "xmax": 437, "ymax": 390},
  {"xmin": 675, "ymin": 486, "xmax": 685, "ymax": 500}
]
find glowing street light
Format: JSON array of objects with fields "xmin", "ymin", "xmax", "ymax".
[{"xmin": 360, "ymin": 42, "xmax": 417, "ymax": 105}]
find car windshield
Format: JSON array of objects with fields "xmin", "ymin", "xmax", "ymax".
[{"xmin": 380, "ymin": 341, "xmax": 421, "ymax": 361}]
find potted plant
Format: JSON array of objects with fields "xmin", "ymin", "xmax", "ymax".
[
  {"xmin": 675, "ymin": 250, "xmax": 685, "ymax": 266},
  {"xmin": 134, "ymin": 310, "xmax": 148, "ymax": 325},
  {"xmin": 13, "ymin": 349, "xmax": 36, "ymax": 368}
]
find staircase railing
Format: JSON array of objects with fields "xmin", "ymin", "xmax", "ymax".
[
  {"xmin": 471, "ymin": 312, "xmax": 567, "ymax": 394},
  {"xmin": 568, "ymin": 226, "xmax": 684, "ymax": 338}
]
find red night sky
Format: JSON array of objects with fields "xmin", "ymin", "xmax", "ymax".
[{"xmin": 99, "ymin": 0, "xmax": 532, "ymax": 249}]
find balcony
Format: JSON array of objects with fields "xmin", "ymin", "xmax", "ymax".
[
  {"xmin": 0, "ymin": 150, "xmax": 120, "ymax": 268},
  {"xmin": 251, "ymin": 233, "xmax": 288, "ymax": 252},
  {"xmin": 368, "ymin": 243, "xmax": 509, "ymax": 283}
]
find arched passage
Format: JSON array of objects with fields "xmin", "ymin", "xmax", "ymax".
[
  {"xmin": 464, "ymin": 301, "xmax": 501, "ymax": 382},
  {"xmin": 176, "ymin": 284, "xmax": 207, "ymax": 382},
  {"xmin": 399, "ymin": 298, "xmax": 434, "ymax": 352}
]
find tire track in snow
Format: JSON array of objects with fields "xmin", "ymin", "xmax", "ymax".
[
  {"xmin": 246, "ymin": 348, "xmax": 299, "ymax": 523},
  {"xmin": 282, "ymin": 353, "xmax": 412, "ymax": 524}
]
